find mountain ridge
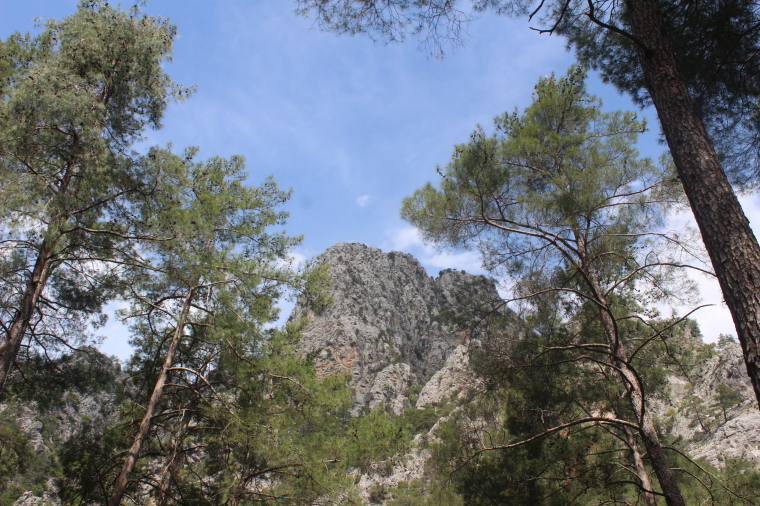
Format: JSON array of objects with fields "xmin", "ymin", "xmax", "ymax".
[{"xmin": 290, "ymin": 242, "xmax": 502, "ymax": 414}]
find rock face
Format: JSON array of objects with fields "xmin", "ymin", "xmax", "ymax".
[
  {"xmin": 416, "ymin": 343, "xmax": 480, "ymax": 409},
  {"xmin": 290, "ymin": 243, "xmax": 500, "ymax": 414},
  {"xmin": 652, "ymin": 340, "xmax": 760, "ymax": 466}
]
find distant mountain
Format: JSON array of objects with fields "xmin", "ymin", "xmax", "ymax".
[{"xmin": 290, "ymin": 242, "xmax": 503, "ymax": 415}]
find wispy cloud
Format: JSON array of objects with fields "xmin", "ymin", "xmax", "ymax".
[
  {"xmin": 356, "ymin": 195, "xmax": 372, "ymax": 207},
  {"xmin": 389, "ymin": 226, "xmax": 428, "ymax": 251},
  {"xmin": 386, "ymin": 226, "xmax": 484, "ymax": 275}
]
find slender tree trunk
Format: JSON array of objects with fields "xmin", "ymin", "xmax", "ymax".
[
  {"xmin": 574, "ymin": 229, "xmax": 686, "ymax": 506},
  {"xmin": 0, "ymin": 238, "xmax": 56, "ymax": 397},
  {"xmin": 230, "ymin": 460, "xmax": 251, "ymax": 506},
  {"xmin": 600, "ymin": 299, "xmax": 686, "ymax": 506},
  {"xmin": 0, "ymin": 149, "xmax": 81, "ymax": 398},
  {"xmin": 596, "ymin": 287, "xmax": 685, "ymax": 506},
  {"xmin": 108, "ymin": 288, "xmax": 195, "ymax": 506},
  {"xmin": 624, "ymin": 0, "xmax": 760, "ymax": 408},
  {"xmin": 598, "ymin": 293, "xmax": 685, "ymax": 506},
  {"xmin": 624, "ymin": 426, "xmax": 657, "ymax": 506}
]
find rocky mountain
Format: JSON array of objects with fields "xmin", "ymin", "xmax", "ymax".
[{"xmin": 290, "ymin": 243, "xmax": 502, "ymax": 415}]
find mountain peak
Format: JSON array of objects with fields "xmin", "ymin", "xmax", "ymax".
[{"xmin": 291, "ymin": 243, "xmax": 499, "ymax": 413}]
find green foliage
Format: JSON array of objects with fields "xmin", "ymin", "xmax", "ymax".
[
  {"xmin": 681, "ymin": 394, "xmax": 720, "ymax": 435},
  {"xmin": 557, "ymin": 0, "xmax": 760, "ymax": 187},
  {"xmin": 401, "ymin": 67, "xmax": 716, "ymax": 503},
  {"xmin": 346, "ymin": 409, "xmax": 411, "ymax": 473},
  {"xmin": 0, "ymin": 0, "xmax": 191, "ymax": 374},
  {"xmin": 58, "ymin": 420, "xmax": 132, "ymax": 506},
  {"xmin": 719, "ymin": 333, "xmax": 738, "ymax": 348},
  {"xmin": 0, "ymin": 349, "xmax": 127, "ymax": 505},
  {"xmin": 387, "ymin": 479, "xmax": 463, "ymax": 506},
  {"xmin": 715, "ymin": 383, "xmax": 745, "ymax": 422},
  {"xmin": 427, "ymin": 324, "xmax": 760, "ymax": 505},
  {"xmin": 6, "ymin": 348, "xmax": 118, "ymax": 410},
  {"xmin": 0, "ymin": 412, "xmax": 37, "ymax": 504},
  {"xmin": 184, "ymin": 323, "xmax": 356, "ymax": 504},
  {"xmin": 402, "ymin": 67, "xmax": 683, "ymax": 279},
  {"xmin": 404, "ymin": 406, "xmax": 439, "ymax": 435}
]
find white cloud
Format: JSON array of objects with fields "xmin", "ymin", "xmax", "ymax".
[
  {"xmin": 289, "ymin": 250, "xmax": 307, "ymax": 266},
  {"xmin": 275, "ymin": 249, "xmax": 308, "ymax": 270},
  {"xmin": 386, "ymin": 226, "xmax": 485, "ymax": 275},
  {"xmin": 425, "ymin": 250, "xmax": 483, "ymax": 273},
  {"xmin": 388, "ymin": 226, "xmax": 430, "ymax": 252},
  {"xmin": 356, "ymin": 195, "xmax": 372, "ymax": 207}
]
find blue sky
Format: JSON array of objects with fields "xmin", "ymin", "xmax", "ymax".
[{"xmin": 2, "ymin": 0, "xmax": 754, "ymax": 356}]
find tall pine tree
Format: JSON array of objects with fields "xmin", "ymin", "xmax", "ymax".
[
  {"xmin": 402, "ymin": 68, "xmax": 698, "ymax": 506},
  {"xmin": 0, "ymin": 1, "xmax": 189, "ymax": 396}
]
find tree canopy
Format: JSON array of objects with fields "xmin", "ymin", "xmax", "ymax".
[
  {"xmin": 403, "ymin": 68, "xmax": 706, "ymax": 506},
  {"xmin": 0, "ymin": 0, "xmax": 189, "ymax": 395},
  {"xmin": 556, "ymin": 0, "xmax": 760, "ymax": 187}
]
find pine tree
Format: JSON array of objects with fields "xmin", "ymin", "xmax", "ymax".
[
  {"xmin": 106, "ymin": 149, "xmax": 303, "ymax": 505},
  {"xmin": 0, "ymin": 1, "xmax": 189, "ymax": 396},
  {"xmin": 402, "ymin": 68, "xmax": 697, "ymax": 505}
]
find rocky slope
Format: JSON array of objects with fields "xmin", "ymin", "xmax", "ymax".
[
  {"xmin": 655, "ymin": 340, "xmax": 760, "ymax": 465},
  {"xmin": 290, "ymin": 243, "xmax": 502, "ymax": 414}
]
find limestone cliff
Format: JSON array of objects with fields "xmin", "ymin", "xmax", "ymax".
[{"xmin": 290, "ymin": 242, "xmax": 501, "ymax": 414}]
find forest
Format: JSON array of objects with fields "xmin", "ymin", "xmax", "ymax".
[{"xmin": 3, "ymin": 1, "xmax": 760, "ymax": 504}]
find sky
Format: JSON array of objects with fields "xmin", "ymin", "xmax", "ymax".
[{"xmin": 2, "ymin": 0, "xmax": 758, "ymax": 358}]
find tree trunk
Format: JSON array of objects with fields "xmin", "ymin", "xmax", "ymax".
[
  {"xmin": 0, "ymin": 238, "xmax": 56, "ymax": 397},
  {"xmin": 108, "ymin": 288, "xmax": 195, "ymax": 506},
  {"xmin": 0, "ymin": 150, "xmax": 80, "ymax": 398},
  {"xmin": 230, "ymin": 461, "xmax": 251, "ymax": 506},
  {"xmin": 573, "ymin": 229, "xmax": 686, "ymax": 506},
  {"xmin": 157, "ymin": 406, "xmax": 194, "ymax": 506},
  {"xmin": 624, "ymin": 426, "xmax": 657, "ymax": 506},
  {"xmin": 598, "ymin": 292, "xmax": 686, "ymax": 506},
  {"xmin": 625, "ymin": 0, "xmax": 760, "ymax": 409}
]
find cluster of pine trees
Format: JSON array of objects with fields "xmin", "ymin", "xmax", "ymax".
[
  {"xmin": 4, "ymin": 1, "xmax": 760, "ymax": 505},
  {"xmin": 0, "ymin": 3, "xmax": 399, "ymax": 504}
]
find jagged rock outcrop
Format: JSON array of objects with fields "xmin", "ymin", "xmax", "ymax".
[
  {"xmin": 652, "ymin": 340, "xmax": 760, "ymax": 466},
  {"xmin": 415, "ymin": 343, "xmax": 482, "ymax": 409},
  {"xmin": 291, "ymin": 242, "xmax": 501, "ymax": 414}
]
